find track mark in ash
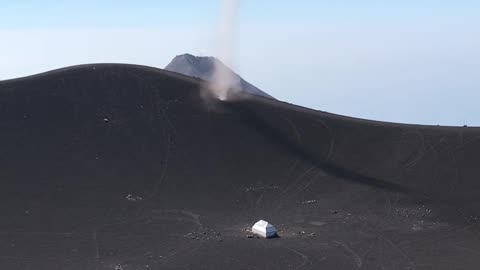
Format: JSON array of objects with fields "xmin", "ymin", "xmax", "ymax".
[
  {"xmin": 272, "ymin": 166, "xmax": 317, "ymax": 212},
  {"xmin": 0, "ymin": 231, "xmax": 73, "ymax": 236},
  {"xmin": 152, "ymin": 209, "xmax": 203, "ymax": 229},
  {"xmin": 92, "ymin": 229, "xmax": 100, "ymax": 270},
  {"xmin": 448, "ymin": 150, "xmax": 460, "ymax": 195},
  {"xmin": 284, "ymin": 117, "xmax": 302, "ymax": 144},
  {"xmin": 287, "ymin": 248, "xmax": 310, "ymax": 270},
  {"xmin": 379, "ymin": 235, "xmax": 416, "ymax": 269},
  {"xmin": 149, "ymin": 112, "xmax": 173, "ymax": 199},
  {"xmin": 278, "ymin": 165, "xmax": 316, "ymax": 199},
  {"xmin": 313, "ymin": 118, "xmax": 336, "ymax": 162},
  {"xmin": 451, "ymin": 244, "xmax": 480, "ymax": 256},
  {"xmin": 334, "ymin": 241, "xmax": 362, "ymax": 270},
  {"xmin": 399, "ymin": 129, "xmax": 427, "ymax": 169}
]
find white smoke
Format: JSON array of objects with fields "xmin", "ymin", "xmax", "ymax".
[{"xmin": 210, "ymin": 0, "xmax": 240, "ymax": 100}]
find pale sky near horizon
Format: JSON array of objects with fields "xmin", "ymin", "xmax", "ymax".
[{"xmin": 1, "ymin": 1, "xmax": 479, "ymax": 125}]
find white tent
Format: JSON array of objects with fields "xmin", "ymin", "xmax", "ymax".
[{"xmin": 252, "ymin": 220, "xmax": 277, "ymax": 238}]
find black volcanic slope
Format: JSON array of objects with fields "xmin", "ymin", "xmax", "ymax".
[{"xmin": 1, "ymin": 64, "xmax": 480, "ymax": 270}]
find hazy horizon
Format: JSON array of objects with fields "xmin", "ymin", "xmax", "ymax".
[{"xmin": 1, "ymin": 0, "xmax": 479, "ymax": 126}]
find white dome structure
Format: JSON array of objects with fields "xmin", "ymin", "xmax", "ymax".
[{"xmin": 252, "ymin": 220, "xmax": 277, "ymax": 238}]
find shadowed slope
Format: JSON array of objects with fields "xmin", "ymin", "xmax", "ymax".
[{"xmin": 1, "ymin": 64, "xmax": 480, "ymax": 270}]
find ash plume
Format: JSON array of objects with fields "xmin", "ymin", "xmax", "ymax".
[{"xmin": 209, "ymin": 0, "xmax": 240, "ymax": 100}]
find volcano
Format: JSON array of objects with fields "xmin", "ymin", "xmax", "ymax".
[
  {"xmin": 165, "ymin": 53, "xmax": 274, "ymax": 99},
  {"xmin": 0, "ymin": 64, "xmax": 479, "ymax": 270}
]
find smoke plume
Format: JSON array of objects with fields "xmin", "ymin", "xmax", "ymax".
[{"xmin": 210, "ymin": 0, "xmax": 240, "ymax": 100}]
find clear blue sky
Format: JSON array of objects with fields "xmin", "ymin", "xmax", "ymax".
[{"xmin": 1, "ymin": 1, "xmax": 479, "ymax": 125}]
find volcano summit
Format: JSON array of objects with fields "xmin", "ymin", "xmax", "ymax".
[{"xmin": 165, "ymin": 53, "xmax": 273, "ymax": 99}]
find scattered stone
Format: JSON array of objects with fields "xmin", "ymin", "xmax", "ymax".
[
  {"xmin": 412, "ymin": 224, "xmax": 424, "ymax": 231},
  {"xmin": 468, "ymin": 215, "xmax": 479, "ymax": 223},
  {"xmin": 302, "ymin": 200, "xmax": 317, "ymax": 204},
  {"xmin": 244, "ymin": 185, "xmax": 280, "ymax": 192},
  {"xmin": 126, "ymin": 194, "xmax": 143, "ymax": 202},
  {"xmin": 114, "ymin": 265, "xmax": 123, "ymax": 270},
  {"xmin": 246, "ymin": 234, "xmax": 254, "ymax": 238},
  {"xmin": 422, "ymin": 209, "xmax": 432, "ymax": 217},
  {"xmin": 308, "ymin": 221, "xmax": 326, "ymax": 226}
]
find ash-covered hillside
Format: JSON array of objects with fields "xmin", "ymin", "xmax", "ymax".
[{"xmin": 0, "ymin": 64, "xmax": 479, "ymax": 270}]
